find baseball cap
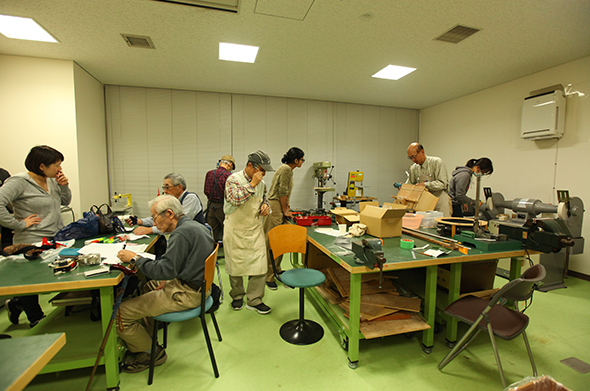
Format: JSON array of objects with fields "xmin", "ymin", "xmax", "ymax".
[
  {"xmin": 247, "ymin": 150, "xmax": 274, "ymax": 172},
  {"xmin": 220, "ymin": 155, "xmax": 235, "ymax": 169}
]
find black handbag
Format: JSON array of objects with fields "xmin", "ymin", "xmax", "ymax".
[{"xmin": 90, "ymin": 204, "xmax": 125, "ymax": 234}]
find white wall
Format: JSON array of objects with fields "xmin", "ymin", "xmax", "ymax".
[
  {"xmin": 0, "ymin": 54, "xmax": 107, "ymax": 221},
  {"xmin": 421, "ymin": 56, "xmax": 590, "ymax": 275},
  {"xmin": 105, "ymin": 86, "xmax": 419, "ymax": 217}
]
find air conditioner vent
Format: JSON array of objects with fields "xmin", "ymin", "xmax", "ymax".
[
  {"xmin": 435, "ymin": 25, "xmax": 480, "ymax": 43},
  {"xmin": 121, "ymin": 34, "xmax": 156, "ymax": 49},
  {"xmin": 153, "ymin": 0, "xmax": 239, "ymax": 13}
]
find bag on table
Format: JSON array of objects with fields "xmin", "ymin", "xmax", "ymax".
[
  {"xmin": 1, "ymin": 242, "xmax": 58, "ymax": 260},
  {"xmin": 90, "ymin": 204, "xmax": 125, "ymax": 234},
  {"xmin": 54, "ymin": 211, "xmax": 100, "ymax": 241}
]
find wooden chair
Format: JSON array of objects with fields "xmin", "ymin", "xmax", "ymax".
[
  {"xmin": 438, "ymin": 264, "xmax": 546, "ymax": 388},
  {"xmin": 268, "ymin": 225, "xmax": 326, "ymax": 345},
  {"xmin": 148, "ymin": 244, "xmax": 221, "ymax": 385}
]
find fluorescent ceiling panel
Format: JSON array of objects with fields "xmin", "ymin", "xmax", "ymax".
[
  {"xmin": 0, "ymin": 14, "xmax": 58, "ymax": 43},
  {"xmin": 372, "ymin": 65, "xmax": 416, "ymax": 80},
  {"xmin": 219, "ymin": 42, "xmax": 259, "ymax": 63}
]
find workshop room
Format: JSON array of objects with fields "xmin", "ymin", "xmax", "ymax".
[{"xmin": 0, "ymin": 1, "xmax": 589, "ymax": 391}]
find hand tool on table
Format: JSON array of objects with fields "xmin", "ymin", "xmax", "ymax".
[
  {"xmin": 352, "ymin": 238, "xmax": 386, "ymax": 288},
  {"xmin": 402, "ymin": 227, "xmax": 469, "ymax": 254}
]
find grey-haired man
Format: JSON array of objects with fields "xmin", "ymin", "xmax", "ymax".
[
  {"xmin": 127, "ymin": 173, "xmax": 205, "ymax": 235},
  {"xmin": 223, "ymin": 151, "xmax": 274, "ymax": 315}
]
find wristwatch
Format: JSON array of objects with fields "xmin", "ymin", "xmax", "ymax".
[{"xmin": 129, "ymin": 255, "xmax": 141, "ymax": 268}]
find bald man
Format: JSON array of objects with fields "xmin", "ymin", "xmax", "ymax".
[{"xmin": 406, "ymin": 142, "xmax": 451, "ymax": 217}]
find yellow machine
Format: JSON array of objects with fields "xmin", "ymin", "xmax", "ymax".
[
  {"xmin": 112, "ymin": 192, "xmax": 133, "ymax": 214},
  {"xmin": 347, "ymin": 171, "xmax": 364, "ymax": 198}
]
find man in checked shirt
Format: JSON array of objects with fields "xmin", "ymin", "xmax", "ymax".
[
  {"xmin": 204, "ymin": 155, "xmax": 235, "ymax": 242},
  {"xmin": 223, "ymin": 151, "xmax": 274, "ymax": 315}
]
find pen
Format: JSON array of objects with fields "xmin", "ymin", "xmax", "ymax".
[{"xmin": 123, "ymin": 241, "xmax": 127, "ymax": 250}]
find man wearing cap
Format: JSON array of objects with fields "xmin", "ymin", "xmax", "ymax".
[
  {"xmin": 223, "ymin": 151, "xmax": 273, "ymax": 315},
  {"xmin": 204, "ymin": 155, "xmax": 235, "ymax": 242}
]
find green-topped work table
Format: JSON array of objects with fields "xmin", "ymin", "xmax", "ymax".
[
  {"xmin": 0, "ymin": 234, "xmax": 159, "ymax": 390},
  {"xmin": 0, "ymin": 332, "xmax": 66, "ymax": 391},
  {"xmin": 303, "ymin": 225, "xmax": 530, "ymax": 369}
]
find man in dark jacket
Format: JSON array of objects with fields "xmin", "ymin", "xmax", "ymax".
[{"xmin": 116, "ymin": 195, "xmax": 215, "ymax": 373}]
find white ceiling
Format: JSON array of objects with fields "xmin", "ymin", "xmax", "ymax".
[{"xmin": 1, "ymin": 0, "xmax": 589, "ymax": 109}]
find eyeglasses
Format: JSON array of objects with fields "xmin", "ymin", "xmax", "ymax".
[
  {"xmin": 300, "ymin": 158, "xmax": 306, "ymax": 163},
  {"xmin": 151, "ymin": 211, "xmax": 165, "ymax": 220},
  {"xmin": 407, "ymin": 155, "xmax": 418, "ymax": 160},
  {"xmin": 161, "ymin": 184, "xmax": 179, "ymax": 191}
]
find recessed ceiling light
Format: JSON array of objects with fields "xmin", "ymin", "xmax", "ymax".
[
  {"xmin": 372, "ymin": 65, "xmax": 416, "ymax": 80},
  {"xmin": 0, "ymin": 14, "xmax": 58, "ymax": 43},
  {"xmin": 219, "ymin": 42, "xmax": 259, "ymax": 63}
]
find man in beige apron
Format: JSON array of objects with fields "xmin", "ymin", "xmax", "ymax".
[
  {"xmin": 406, "ymin": 142, "xmax": 452, "ymax": 217},
  {"xmin": 224, "ymin": 151, "xmax": 274, "ymax": 314}
]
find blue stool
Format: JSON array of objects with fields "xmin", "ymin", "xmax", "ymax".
[
  {"xmin": 268, "ymin": 225, "xmax": 327, "ymax": 345},
  {"xmin": 148, "ymin": 245, "xmax": 221, "ymax": 385}
]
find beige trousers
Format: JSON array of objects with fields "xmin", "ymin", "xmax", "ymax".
[
  {"xmin": 229, "ymin": 274, "xmax": 266, "ymax": 306},
  {"xmin": 117, "ymin": 279, "xmax": 204, "ymax": 353}
]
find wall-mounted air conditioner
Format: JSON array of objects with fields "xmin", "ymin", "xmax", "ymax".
[{"xmin": 521, "ymin": 89, "xmax": 566, "ymax": 140}]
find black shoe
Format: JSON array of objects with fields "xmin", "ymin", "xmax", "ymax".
[
  {"xmin": 122, "ymin": 345, "xmax": 167, "ymax": 373},
  {"xmin": 266, "ymin": 281, "xmax": 278, "ymax": 290},
  {"xmin": 5, "ymin": 299, "xmax": 22, "ymax": 325},
  {"xmin": 246, "ymin": 302, "xmax": 271, "ymax": 315},
  {"xmin": 231, "ymin": 298, "xmax": 243, "ymax": 311},
  {"xmin": 30, "ymin": 315, "xmax": 46, "ymax": 328}
]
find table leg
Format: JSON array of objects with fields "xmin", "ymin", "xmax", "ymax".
[
  {"xmin": 347, "ymin": 273, "xmax": 361, "ymax": 368},
  {"xmin": 509, "ymin": 257, "xmax": 523, "ymax": 280},
  {"xmin": 421, "ymin": 265, "xmax": 437, "ymax": 352},
  {"xmin": 445, "ymin": 263, "xmax": 462, "ymax": 345},
  {"xmin": 100, "ymin": 286, "xmax": 120, "ymax": 390}
]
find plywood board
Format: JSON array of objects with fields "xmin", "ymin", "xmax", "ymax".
[
  {"xmin": 359, "ymin": 314, "xmax": 431, "ymax": 339},
  {"xmin": 340, "ymin": 300, "xmax": 398, "ymax": 321},
  {"xmin": 327, "ymin": 267, "xmax": 398, "ymax": 298},
  {"xmin": 314, "ymin": 285, "xmax": 343, "ymax": 305},
  {"xmin": 372, "ymin": 311, "xmax": 413, "ymax": 321},
  {"xmin": 360, "ymin": 293, "xmax": 421, "ymax": 312}
]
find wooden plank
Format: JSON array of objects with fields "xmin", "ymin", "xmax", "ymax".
[
  {"xmin": 371, "ymin": 311, "xmax": 413, "ymax": 321},
  {"xmin": 314, "ymin": 285, "xmax": 342, "ymax": 305},
  {"xmin": 359, "ymin": 314, "xmax": 431, "ymax": 339},
  {"xmin": 340, "ymin": 301, "xmax": 398, "ymax": 321},
  {"xmin": 360, "ymin": 293, "xmax": 422, "ymax": 312},
  {"xmin": 327, "ymin": 268, "xmax": 347, "ymax": 297}
]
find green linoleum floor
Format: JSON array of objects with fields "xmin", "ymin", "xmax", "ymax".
[{"xmin": 1, "ymin": 262, "xmax": 589, "ymax": 391}]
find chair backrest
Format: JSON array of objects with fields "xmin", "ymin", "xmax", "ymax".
[
  {"xmin": 268, "ymin": 224, "xmax": 308, "ymax": 259},
  {"xmin": 204, "ymin": 243, "xmax": 219, "ymax": 292},
  {"xmin": 489, "ymin": 264, "xmax": 546, "ymax": 306}
]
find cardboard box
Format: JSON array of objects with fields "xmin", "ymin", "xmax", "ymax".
[
  {"xmin": 360, "ymin": 204, "xmax": 407, "ymax": 238},
  {"xmin": 359, "ymin": 201, "xmax": 379, "ymax": 212},
  {"xmin": 392, "ymin": 183, "xmax": 438, "ymax": 211},
  {"xmin": 436, "ymin": 259, "xmax": 499, "ymax": 293},
  {"xmin": 330, "ymin": 207, "xmax": 360, "ymax": 225}
]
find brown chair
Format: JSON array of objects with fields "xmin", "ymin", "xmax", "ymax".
[
  {"xmin": 438, "ymin": 264, "xmax": 546, "ymax": 388},
  {"xmin": 148, "ymin": 244, "xmax": 221, "ymax": 385},
  {"xmin": 268, "ymin": 224, "xmax": 326, "ymax": 345}
]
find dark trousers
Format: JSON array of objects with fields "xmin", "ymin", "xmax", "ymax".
[
  {"xmin": 12, "ymin": 295, "xmax": 44, "ymax": 323},
  {"xmin": 452, "ymin": 203, "xmax": 464, "ymax": 217},
  {"xmin": 206, "ymin": 202, "xmax": 225, "ymax": 242}
]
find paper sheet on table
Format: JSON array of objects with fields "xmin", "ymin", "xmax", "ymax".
[
  {"xmin": 78, "ymin": 243, "xmax": 149, "ymax": 265},
  {"xmin": 314, "ymin": 228, "xmax": 344, "ymax": 237},
  {"xmin": 423, "ymin": 249, "xmax": 447, "ymax": 258}
]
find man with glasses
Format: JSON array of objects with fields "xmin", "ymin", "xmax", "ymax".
[
  {"xmin": 406, "ymin": 142, "xmax": 451, "ymax": 217},
  {"xmin": 116, "ymin": 194, "xmax": 215, "ymax": 373},
  {"xmin": 224, "ymin": 151, "xmax": 274, "ymax": 315},
  {"xmin": 127, "ymin": 173, "xmax": 205, "ymax": 235},
  {"xmin": 204, "ymin": 155, "xmax": 235, "ymax": 242}
]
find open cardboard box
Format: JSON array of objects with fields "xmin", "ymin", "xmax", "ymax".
[
  {"xmin": 330, "ymin": 207, "xmax": 360, "ymax": 225},
  {"xmin": 360, "ymin": 202, "xmax": 407, "ymax": 238},
  {"xmin": 392, "ymin": 183, "xmax": 438, "ymax": 211}
]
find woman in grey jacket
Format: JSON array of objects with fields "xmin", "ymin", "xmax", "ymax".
[
  {"xmin": 448, "ymin": 158, "xmax": 493, "ymax": 217},
  {"xmin": 1, "ymin": 145, "xmax": 72, "ymax": 327}
]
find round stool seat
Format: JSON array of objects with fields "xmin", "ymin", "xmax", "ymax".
[{"xmin": 281, "ymin": 268, "xmax": 326, "ymax": 288}]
